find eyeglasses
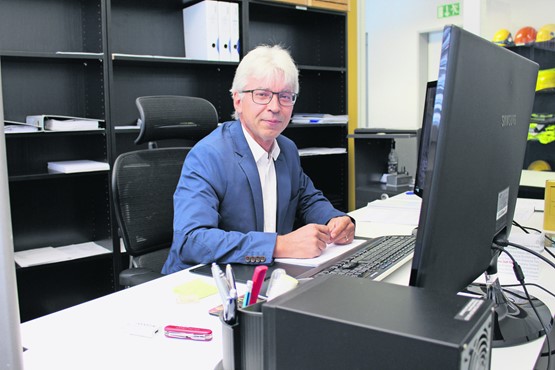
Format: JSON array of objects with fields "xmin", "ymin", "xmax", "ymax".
[{"xmin": 242, "ymin": 89, "xmax": 298, "ymax": 106}]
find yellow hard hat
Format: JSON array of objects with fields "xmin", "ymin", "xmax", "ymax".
[
  {"xmin": 528, "ymin": 160, "xmax": 552, "ymax": 171},
  {"xmin": 536, "ymin": 68, "xmax": 555, "ymax": 92},
  {"xmin": 537, "ymin": 24, "xmax": 555, "ymax": 43},
  {"xmin": 492, "ymin": 28, "xmax": 514, "ymax": 46}
]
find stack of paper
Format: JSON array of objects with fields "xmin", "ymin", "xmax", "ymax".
[
  {"xmin": 47, "ymin": 160, "xmax": 110, "ymax": 174},
  {"xmin": 44, "ymin": 118, "xmax": 99, "ymax": 131},
  {"xmin": 358, "ymin": 193, "xmax": 422, "ymax": 225},
  {"xmin": 292, "ymin": 114, "xmax": 348, "ymax": 124},
  {"xmin": 298, "ymin": 147, "xmax": 347, "ymax": 156}
]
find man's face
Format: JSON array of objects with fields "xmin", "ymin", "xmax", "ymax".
[{"xmin": 233, "ymin": 76, "xmax": 294, "ymax": 152}]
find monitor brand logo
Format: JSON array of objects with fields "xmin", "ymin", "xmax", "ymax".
[
  {"xmin": 501, "ymin": 114, "xmax": 517, "ymax": 127},
  {"xmin": 178, "ymin": 121, "xmax": 198, "ymax": 127}
]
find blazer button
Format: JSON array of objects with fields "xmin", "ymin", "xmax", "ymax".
[
  {"xmin": 245, "ymin": 256, "xmax": 251, "ymax": 263},
  {"xmin": 261, "ymin": 257, "xmax": 266, "ymax": 263}
]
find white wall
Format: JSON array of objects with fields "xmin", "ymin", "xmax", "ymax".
[
  {"xmin": 482, "ymin": 0, "xmax": 555, "ymax": 41},
  {"xmin": 364, "ymin": 0, "xmax": 555, "ymax": 130}
]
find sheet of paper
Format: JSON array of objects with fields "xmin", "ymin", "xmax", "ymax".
[
  {"xmin": 274, "ymin": 238, "xmax": 367, "ymax": 267},
  {"xmin": 474, "ymin": 232, "xmax": 544, "ymax": 285},
  {"xmin": 14, "ymin": 242, "xmax": 110, "ymax": 267},
  {"xmin": 14, "ymin": 247, "xmax": 71, "ymax": 267},
  {"xmin": 57, "ymin": 242, "xmax": 110, "ymax": 259},
  {"xmin": 357, "ymin": 194, "xmax": 422, "ymax": 225}
]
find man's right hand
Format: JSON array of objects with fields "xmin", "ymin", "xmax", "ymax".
[{"xmin": 273, "ymin": 224, "xmax": 330, "ymax": 259}]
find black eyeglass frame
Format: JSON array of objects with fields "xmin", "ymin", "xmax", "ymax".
[{"xmin": 241, "ymin": 89, "xmax": 298, "ymax": 106}]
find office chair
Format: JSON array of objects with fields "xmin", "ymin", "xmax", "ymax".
[{"xmin": 112, "ymin": 96, "xmax": 218, "ymax": 287}]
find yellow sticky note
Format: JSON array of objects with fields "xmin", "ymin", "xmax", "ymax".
[{"xmin": 173, "ymin": 278, "xmax": 218, "ymax": 303}]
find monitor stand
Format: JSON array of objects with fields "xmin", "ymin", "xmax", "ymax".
[{"xmin": 468, "ymin": 272, "xmax": 553, "ymax": 348}]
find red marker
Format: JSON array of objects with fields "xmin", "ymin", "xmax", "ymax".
[{"xmin": 248, "ymin": 265, "xmax": 268, "ymax": 305}]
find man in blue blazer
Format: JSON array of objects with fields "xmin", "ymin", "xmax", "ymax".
[{"xmin": 162, "ymin": 45, "xmax": 355, "ymax": 274}]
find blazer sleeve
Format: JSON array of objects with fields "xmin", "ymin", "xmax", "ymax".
[{"xmin": 162, "ymin": 137, "xmax": 276, "ymax": 274}]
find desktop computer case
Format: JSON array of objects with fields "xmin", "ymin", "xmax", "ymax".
[{"xmin": 263, "ymin": 275, "xmax": 494, "ymax": 370}]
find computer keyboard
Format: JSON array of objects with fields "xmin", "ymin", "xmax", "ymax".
[{"xmin": 313, "ymin": 235, "xmax": 415, "ymax": 280}]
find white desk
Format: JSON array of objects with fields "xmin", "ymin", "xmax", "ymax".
[
  {"xmin": 521, "ymin": 169, "xmax": 555, "ymax": 188},
  {"xmin": 20, "ymin": 200, "xmax": 554, "ymax": 370}
]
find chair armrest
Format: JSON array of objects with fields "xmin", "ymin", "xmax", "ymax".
[{"xmin": 119, "ymin": 268, "xmax": 164, "ymax": 287}]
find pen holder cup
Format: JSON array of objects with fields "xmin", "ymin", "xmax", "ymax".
[{"xmin": 221, "ymin": 301, "xmax": 265, "ymax": 370}]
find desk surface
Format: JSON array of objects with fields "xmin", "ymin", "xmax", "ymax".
[
  {"xmin": 20, "ymin": 199, "xmax": 554, "ymax": 370},
  {"xmin": 521, "ymin": 169, "xmax": 555, "ymax": 188}
]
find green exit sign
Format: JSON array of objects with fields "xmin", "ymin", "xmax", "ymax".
[{"xmin": 437, "ymin": 3, "xmax": 461, "ymax": 18}]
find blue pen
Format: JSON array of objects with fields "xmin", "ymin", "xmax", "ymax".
[{"xmin": 242, "ymin": 280, "xmax": 252, "ymax": 308}]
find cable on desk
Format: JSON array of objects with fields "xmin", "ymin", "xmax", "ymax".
[
  {"xmin": 501, "ymin": 283, "xmax": 555, "ymax": 301},
  {"xmin": 512, "ymin": 220, "xmax": 555, "ymax": 259},
  {"xmin": 493, "ymin": 244, "xmax": 552, "ymax": 370},
  {"xmin": 496, "ymin": 238, "xmax": 555, "ymax": 271}
]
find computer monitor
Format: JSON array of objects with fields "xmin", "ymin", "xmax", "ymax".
[
  {"xmin": 413, "ymin": 80, "xmax": 437, "ymax": 198},
  {"xmin": 409, "ymin": 25, "xmax": 551, "ymax": 347}
]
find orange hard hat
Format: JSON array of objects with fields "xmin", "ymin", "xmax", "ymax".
[{"xmin": 514, "ymin": 26, "xmax": 537, "ymax": 45}]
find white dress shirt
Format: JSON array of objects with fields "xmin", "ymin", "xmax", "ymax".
[{"xmin": 242, "ymin": 125, "xmax": 280, "ymax": 232}]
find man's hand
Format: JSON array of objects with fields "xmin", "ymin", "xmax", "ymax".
[
  {"xmin": 273, "ymin": 216, "xmax": 356, "ymax": 259},
  {"xmin": 327, "ymin": 216, "xmax": 355, "ymax": 245},
  {"xmin": 273, "ymin": 224, "xmax": 330, "ymax": 258}
]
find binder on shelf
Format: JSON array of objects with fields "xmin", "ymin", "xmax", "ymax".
[
  {"xmin": 229, "ymin": 1, "xmax": 240, "ymax": 61},
  {"xmin": 3, "ymin": 120, "xmax": 40, "ymax": 133},
  {"xmin": 25, "ymin": 115, "xmax": 102, "ymax": 131},
  {"xmin": 183, "ymin": 0, "xmax": 220, "ymax": 61},
  {"xmin": 47, "ymin": 160, "xmax": 110, "ymax": 174},
  {"xmin": 217, "ymin": 1, "xmax": 232, "ymax": 61}
]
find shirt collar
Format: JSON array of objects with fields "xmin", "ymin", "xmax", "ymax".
[{"xmin": 241, "ymin": 124, "xmax": 280, "ymax": 162}]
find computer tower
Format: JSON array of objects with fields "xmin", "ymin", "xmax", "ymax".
[{"xmin": 263, "ymin": 275, "xmax": 494, "ymax": 370}]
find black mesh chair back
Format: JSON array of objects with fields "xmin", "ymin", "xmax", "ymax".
[
  {"xmin": 135, "ymin": 95, "xmax": 218, "ymax": 145},
  {"xmin": 112, "ymin": 149, "xmax": 187, "ymax": 285},
  {"xmin": 112, "ymin": 96, "xmax": 218, "ymax": 287}
]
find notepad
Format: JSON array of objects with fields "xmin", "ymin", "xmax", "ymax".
[
  {"xmin": 275, "ymin": 238, "xmax": 367, "ymax": 267},
  {"xmin": 173, "ymin": 278, "xmax": 219, "ymax": 303},
  {"xmin": 47, "ymin": 160, "xmax": 110, "ymax": 174}
]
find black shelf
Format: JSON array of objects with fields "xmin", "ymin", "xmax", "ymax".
[
  {"xmin": 1, "ymin": 0, "xmax": 349, "ymax": 320},
  {"xmin": 508, "ymin": 43, "xmax": 555, "ymax": 171},
  {"xmin": 0, "ymin": 0, "xmax": 104, "ymax": 54},
  {"xmin": 351, "ymin": 130, "xmax": 418, "ymax": 208},
  {"xmin": 0, "ymin": 51, "xmax": 105, "ymax": 60}
]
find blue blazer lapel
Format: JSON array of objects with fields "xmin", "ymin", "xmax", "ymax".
[{"xmin": 229, "ymin": 121, "xmax": 265, "ymax": 231}]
